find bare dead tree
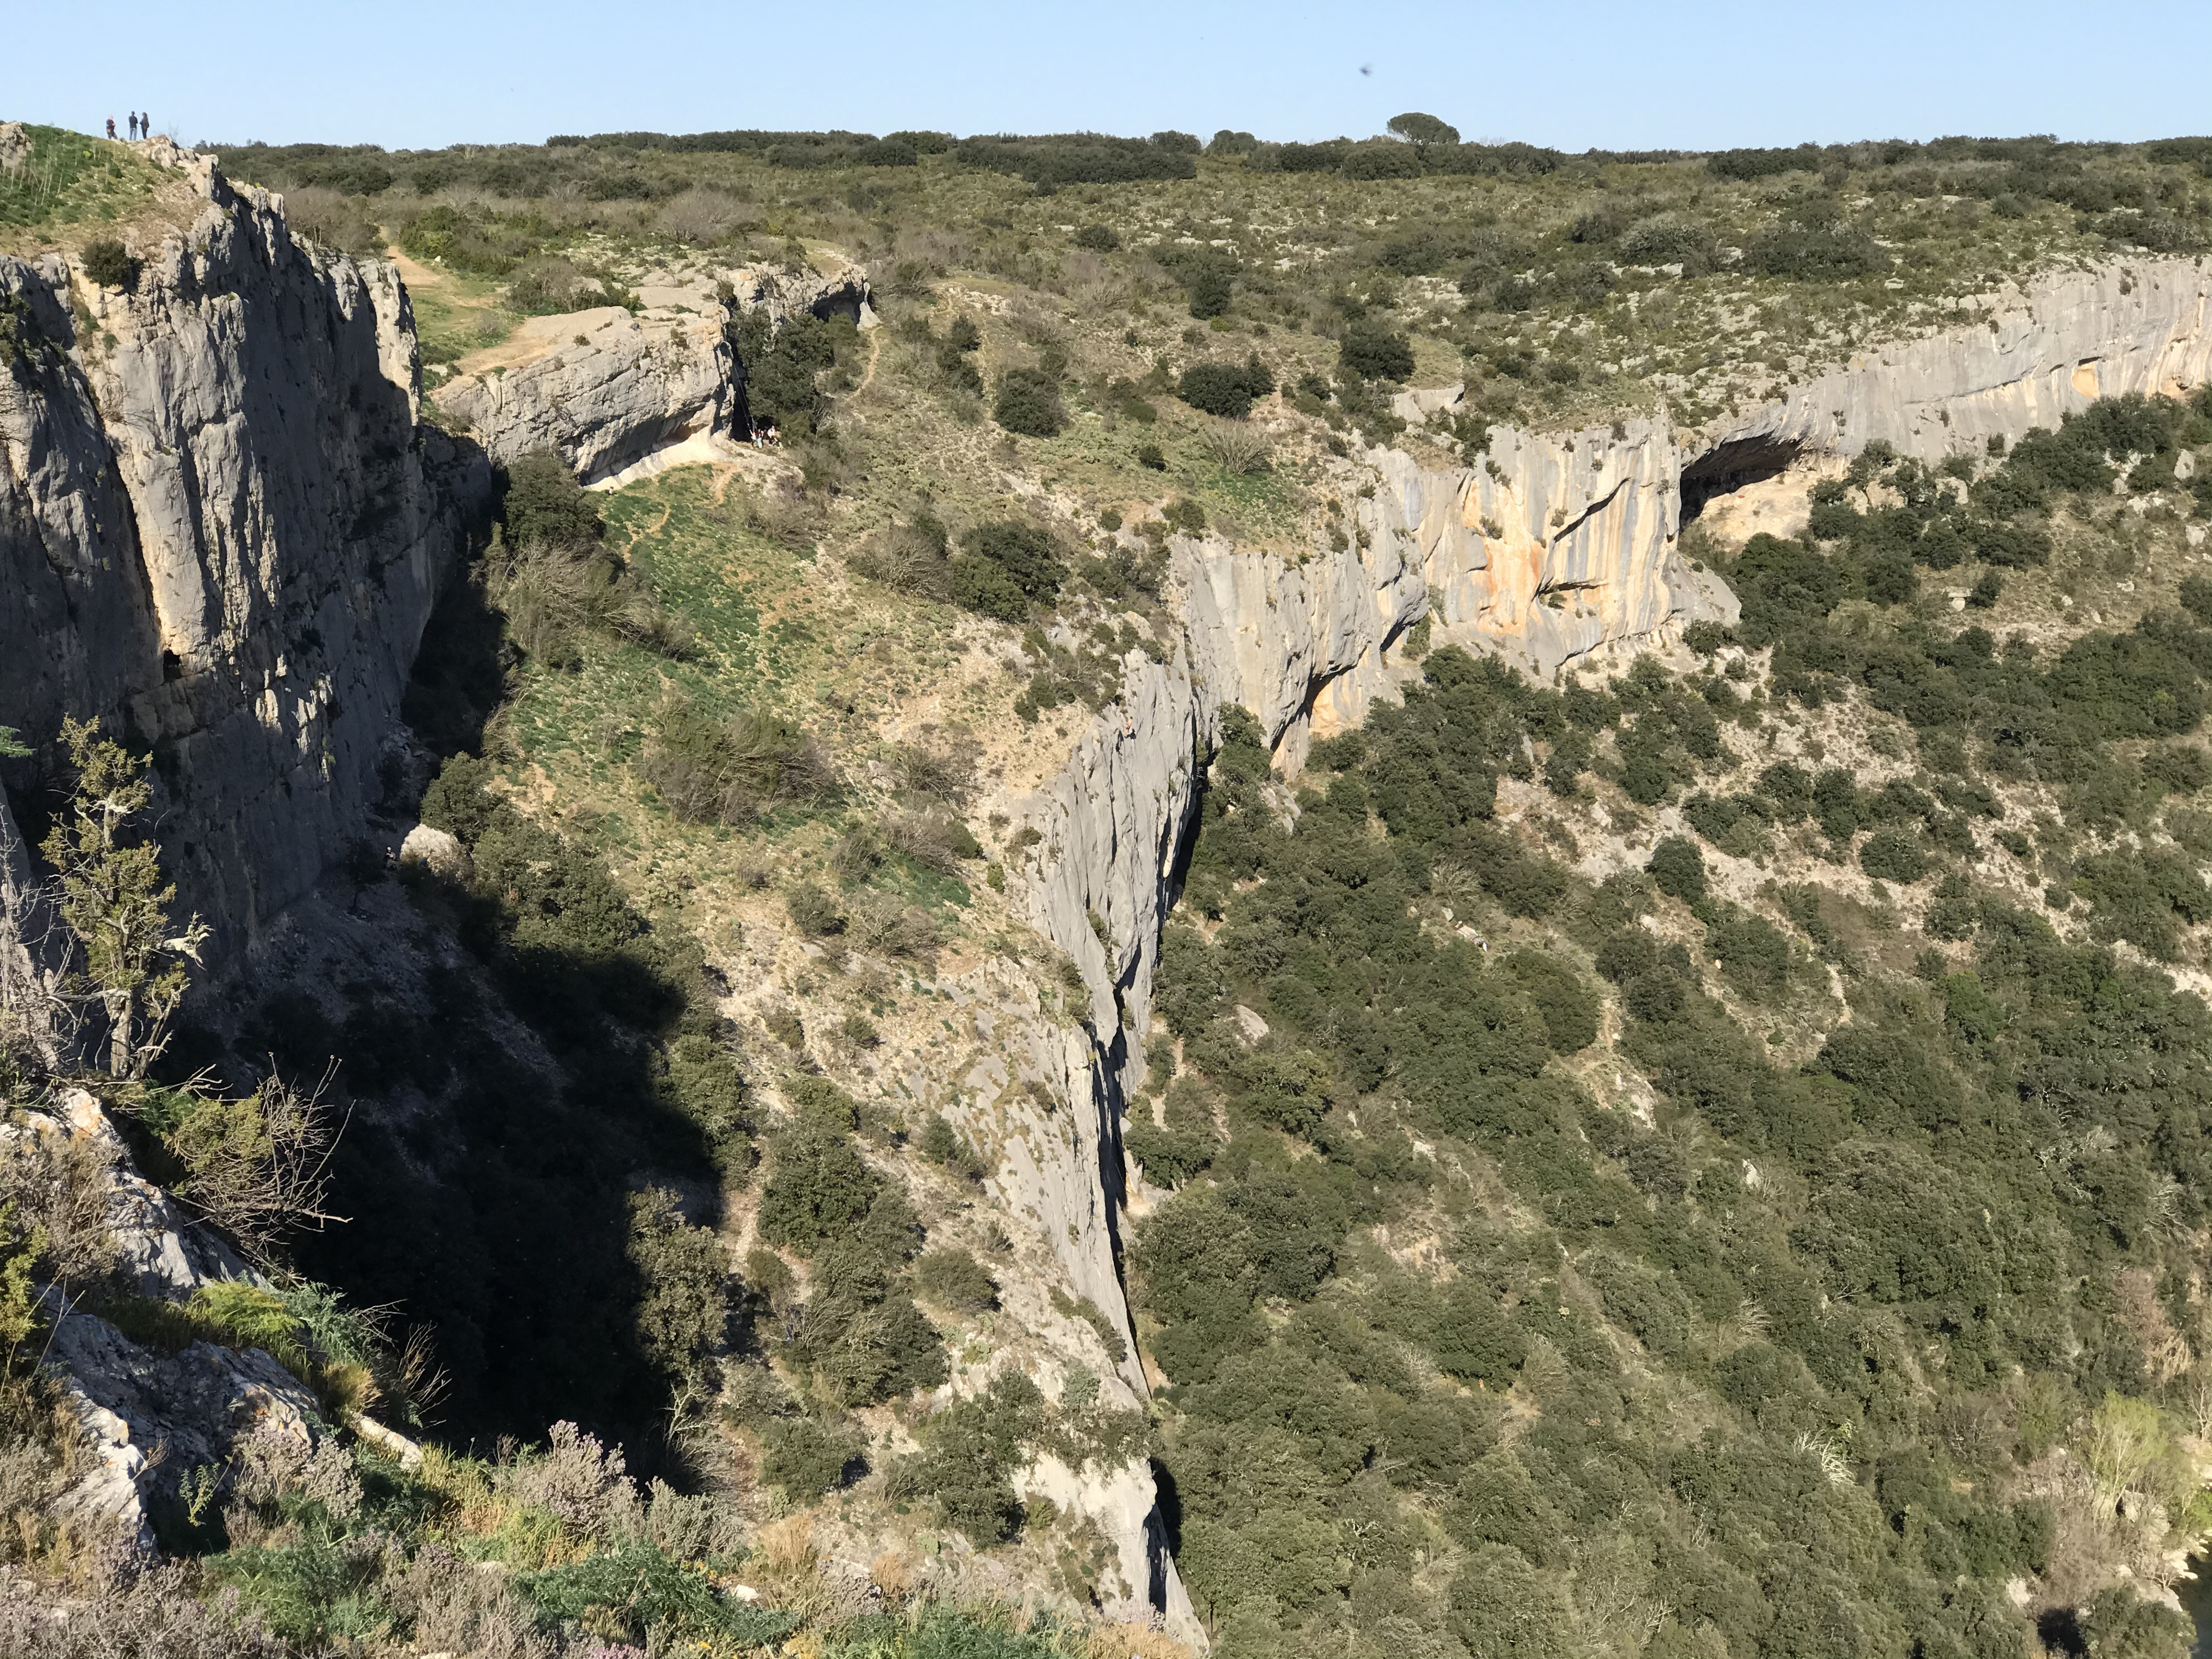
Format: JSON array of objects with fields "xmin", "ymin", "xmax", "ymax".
[
  {"xmin": 0, "ymin": 776, "xmax": 77, "ymax": 1083},
  {"xmin": 163, "ymin": 1066, "xmax": 348, "ymax": 1264}
]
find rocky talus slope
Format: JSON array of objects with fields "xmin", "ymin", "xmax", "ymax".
[{"xmin": 0, "ymin": 142, "xmax": 482, "ymax": 953}]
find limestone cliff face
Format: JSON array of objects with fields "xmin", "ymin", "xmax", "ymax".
[
  {"xmin": 436, "ymin": 303, "xmax": 733, "ymax": 486},
  {"xmin": 1173, "ymin": 415, "xmax": 1734, "ymax": 769},
  {"xmin": 1696, "ymin": 255, "xmax": 2212, "ymax": 476},
  {"xmin": 435, "ymin": 259, "xmax": 873, "ymax": 484},
  {"xmin": 0, "ymin": 149, "xmax": 479, "ymax": 954}
]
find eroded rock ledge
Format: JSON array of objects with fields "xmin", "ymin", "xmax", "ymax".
[{"xmin": 434, "ymin": 259, "xmax": 873, "ymax": 484}]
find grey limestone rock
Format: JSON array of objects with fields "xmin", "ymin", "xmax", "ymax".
[
  {"xmin": 1697, "ymin": 256, "xmax": 2212, "ymax": 472},
  {"xmin": 436, "ymin": 304, "xmax": 735, "ymax": 484},
  {"xmin": 3, "ymin": 1091, "xmax": 307, "ymax": 1554},
  {"xmin": 0, "ymin": 148, "xmax": 482, "ymax": 959},
  {"xmin": 435, "ymin": 257, "xmax": 872, "ymax": 483}
]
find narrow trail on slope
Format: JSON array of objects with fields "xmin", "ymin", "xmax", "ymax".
[{"xmin": 853, "ymin": 326, "xmax": 883, "ymax": 398}]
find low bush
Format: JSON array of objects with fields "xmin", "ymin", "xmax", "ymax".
[
  {"xmin": 758, "ymin": 1416, "xmax": 859, "ymax": 1500},
  {"xmin": 492, "ymin": 530, "xmax": 693, "ymax": 667},
  {"xmin": 756, "ymin": 1122, "xmax": 881, "ymax": 1251},
  {"xmin": 79, "ymin": 238, "xmax": 140, "ymax": 289},
  {"xmin": 1177, "ymin": 357, "xmax": 1275, "ymax": 420},
  {"xmin": 1859, "ymin": 827, "xmax": 1930, "ymax": 883},
  {"xmin": 950, "ymin": 520, "xmax": 1066, "ymax": 622},
  {"xmin": 1338, "ymin": 323, "xmax": 1415, "ymax": 384},
  {"xmin": 848, "ymin": 510, "xmax": 951, "ymax": 598},
  {"xmin": 917, "ymin": 1113, "xmax": 987, "ymax": 1180},
  {"xmin": 994, "ymin": 367, "xmax": 1066, "ymax": 437},
  {"xmin": 890, "ymin": 1372, "xmax": 1047, "ymax": 1545},
  {"xmin": 639, "ymin": 699, "xmax": 836, "ymax": 826},
  {"xmin": 915, "ymin": 1246, "xmax": 998, "ymax": 1312}
]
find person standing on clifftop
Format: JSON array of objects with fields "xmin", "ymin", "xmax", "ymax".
[{"xmin": 105, "ymin": 118, "xmax": 116, "ymax": 140}]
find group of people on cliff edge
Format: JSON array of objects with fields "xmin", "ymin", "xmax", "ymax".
[{"xmin": 107, "ymin": 113, "xmax": 153, "ymax": 141}]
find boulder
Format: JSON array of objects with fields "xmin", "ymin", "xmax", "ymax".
[{"xmin": 399, "ymin": 822, "xmax": 471, "ymax": 881}]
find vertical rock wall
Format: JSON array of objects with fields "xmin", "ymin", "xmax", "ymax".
[
  {"xmin": 1700, "ymin": 256, "xmax": 2212, "ymax": 467},
  {"xmin": 0, "ymin": 156, "xmax": 479, "ymax": 956}
]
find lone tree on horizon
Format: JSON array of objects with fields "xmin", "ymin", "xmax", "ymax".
[{"xmin": 1386, "ymin": 112, "xmax": 1460, "ymax": 154}]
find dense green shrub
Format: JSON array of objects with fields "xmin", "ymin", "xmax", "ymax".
[
  {"xmin": 758, "ymin": 1416, "xmax": 858, "ymax": 1499},
  {"xmin": 1858, "ymin": 828, "xmax": 1930, "ymax": 883},
  {"xmin": 1746, "ymin": 218, "xmax": 1890, "ymax": 280},
  {"xmin": 395, "ymin": 201, "xmax": 552, "ymax": 273},
  {"xmin": 1177, "ymin": 357, "xmax": 1275, "ymax": 419},
  {"xmin": 625, "ymin": 1189, "xmax": 729, "ymax": 1386},
  {"xmin": 730, "ymin": 308, "xmax": 843, "ymax": 437},
  {"xmin": 1500, "ymin": 951, "xmax": 1599, "ymax": 1052},
  {"xmin": 756, "ymin": 1123, "xmax": 880, "ymax": 1250},
  {"xmin": 1449, "ymin": 1545, "xmax": 1573, "ymax": 1659},
  {"xmin": 1124, "ymin": 1078, "xmax": 1220, "ymax": 1186},
  {"xmin": 1646, "ymin": 836, "xmax": 1708, "ymax": 904},
  {"xmin": 1338, "ymin": 322, "xmax": 1416, "ymax": 383},
  {"xmin": 499, "ymin": 451, "xmax": 603, "ymax": 551},
  {"xmin": 79, "ymin": 238, "xmax": 140, "ymax": 289},
  {"xmin": 952, "ymin": 134, "xmax": 1196, "ymax": 185},
  {"xmin": 1618, "ymin": 213, "xmax": 1716, "ymax": 272},
  {"xmin": 1150, "ymin": 244, "xmax": 1241, "ymax": 318},
  {"xmin": 993, "ymin": 367, "xmax": 1067, "ymax": 437},
  {"xmin": 1707, "ymin": 144, "xmax": 1822, "ymax": 179},
  {"xmin": 950, "ymin": 520, "xmax": 1066, "ymax": 622}
]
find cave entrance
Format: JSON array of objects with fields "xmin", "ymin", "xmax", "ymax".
[{"xmin": 1678, "ymin": 433, "xmax": 1804, "ymax": 523}]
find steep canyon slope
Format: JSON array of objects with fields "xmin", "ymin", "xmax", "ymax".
[{"xmin": 7, "ymin": 123, "xmax": 2212, "ymax": 1656}]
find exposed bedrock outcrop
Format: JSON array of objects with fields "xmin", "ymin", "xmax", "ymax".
[
  {"xmin": 4, "ymin": 1088, "xmax": 314, "ymax": 1554},
  {"xmin": 1215, "ymin": 420, "xmax": 1735, "ymax": 739},
  {"xmin": 1694, "ymin": 255, "xmax": 2212, "ymax": 484},
  {"xmin": 0, "ymin": 150, "xmax": 480, "ymax": 957},
  {"xmin": 435, "ymin": 259, "xmax": 873, "ymax": 484}
]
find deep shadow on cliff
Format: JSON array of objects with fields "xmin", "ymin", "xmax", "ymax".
[{"xmin": 158, "ymin": 558, "xmax": 733, "ymax": 1472}]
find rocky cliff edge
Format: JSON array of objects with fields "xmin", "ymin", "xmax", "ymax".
[{"xmin": 0, "ymin": 141, "xmax": 484, "ymax": 956}]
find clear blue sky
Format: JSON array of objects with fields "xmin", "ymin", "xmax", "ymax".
[{"xmin": 8, "ymin": 0, "xmax": 2209, "ymax": 154}]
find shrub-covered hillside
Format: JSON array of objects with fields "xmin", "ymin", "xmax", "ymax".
[
  {"xmin": 1129, "ymin": 386, "xmax": 2212, "ymax": 1659},
  {"xmin": 220, "ymin": 124, "xmax": 2212, "ymax": 442}
]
